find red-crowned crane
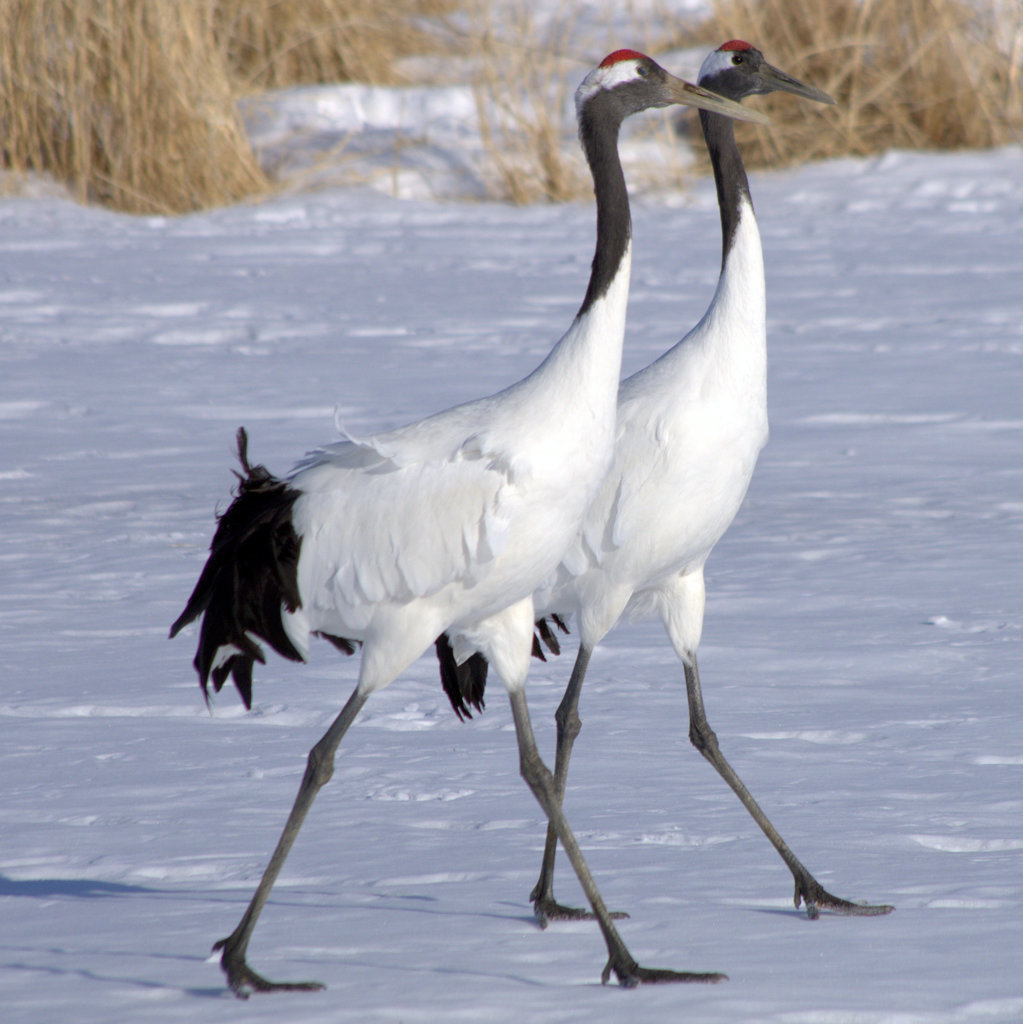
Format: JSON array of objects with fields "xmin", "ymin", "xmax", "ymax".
[
  {"xmin": 438, "ymin": 42, "xmax": 895, "ymax": 926},
  {"xmin": 171, "ymin": 52, "xmax": 766, "ymax": 996}
]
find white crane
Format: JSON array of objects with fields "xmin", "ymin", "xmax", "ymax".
[
  {"xmin": 171, "ymin": 51, "xmax": 765, "ymax": 995},
  {"xmin": 438, "ymin": 42, "xmax": 895, "ymax": 926}
]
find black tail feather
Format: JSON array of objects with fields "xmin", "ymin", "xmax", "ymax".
[
  {"xmin": 536, "ymin": 614, "xmax": 569, "ymax": 657},
  {"xmin": 171, "ymin": 428, "xmax": 352, "ymax": 708},
  {"xmin": 317, "ymin": 631, "xmax": 360, "ymax": 657},
  {"xmin": 436, "ymin": 614, "xmax": 571, "ymax": 721},
  {"xmin": 436, "ymin": 634, "xmax": 488, "ymax": 721}
]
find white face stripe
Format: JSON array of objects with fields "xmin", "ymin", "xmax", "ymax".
[
  {"xmin": 575, "ymin": 58, "xmax": 644, "ymax": 111},
  {"xmin": 698, "ymin": 48, "xmax": 737, "ymax": 82}
]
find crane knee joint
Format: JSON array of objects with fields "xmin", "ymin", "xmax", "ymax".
[
  {"xmin": 305, "ymin": 745, "xmax": 336, "ymax": 789},
  {"xmin": 689, "ymin": 721, "xmax": 719, "ymax": 756}
]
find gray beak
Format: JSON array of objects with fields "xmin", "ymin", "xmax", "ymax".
[
  {"xmin": 757, "ymin": 62, "xmax": 836, "ymax": 105},
  {"xmin": 665, "ymin": 73, "xmax": 772, "ymax": 124}
]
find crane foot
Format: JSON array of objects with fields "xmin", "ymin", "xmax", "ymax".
[
  {"xmin": 214, "ymin": 935, "xmax": 325, "ymax": 998},
  {"xmin": 532, "ymin": 896, "xmax": 629, "ymax": 931},
  {"xmin": 795, "ymin": 878, "xmax": 894, "ymax": 919},
  {"xmin": 602, "ymin": 956, "xmax": 727, "ymax": 987}
]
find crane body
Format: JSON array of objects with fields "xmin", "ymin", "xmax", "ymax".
[
  {"xmin": 438, "ymin": 43, "xmax": 894, "ymax": 927},
  {"xmin": 172, "ymin": 52, "xmax": 766, "ymax": 994}
]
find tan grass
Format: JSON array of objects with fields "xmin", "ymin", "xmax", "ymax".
[
  {"xmin": 3, "ymin": 0, "xmax": 1018, "ymax": 213},
  {"xmin": 214, "ymin": 0, "xmax": 454, "ymax": 92},
  {"xmin": 0, "ymin": 0, "xmax": 452, "ymax": 213},
  {"xmin": 455, "ymin": 0, "xmax": 696, "ymax": 203},
  {"xmin": 0, "ymin": 0, "xmax": 267, "ymax": 214},
  {"xmin": 688, "ymin": 0, "xmax": 1023, "ymax": 168},
  {"xmin": 458, "ymin": 1, "xmax": 589, "ymax": 203}
]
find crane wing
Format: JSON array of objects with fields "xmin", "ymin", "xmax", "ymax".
[{"xmin": 290, "ymin": 427, "xmax": 520, "ymax": 619}]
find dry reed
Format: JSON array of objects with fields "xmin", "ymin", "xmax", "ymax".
[
  {"xmin": 460, "ymin": 1, "xmax": 589, "ymax": 203},
  {"xmin": 214, "ymin": 0, "xmax": 454, "ymax": 92},
  {"xmin": 456, "ymin": 0, "xmax": 696, "ymax": 203},
  {"xmin": 0, "ymin": 0, "xmax": 451, "ymax": 213},
  {"xmin": 689, "ymin": 0, "xmax": 1023, "ymax": 167},
  {"xmin": 0, "ymin": 0, "xmax": 267, "ymax": 213},
  {"xmin": 3, "ymin": 0, "xmax": 1019, "ymax": 213}
]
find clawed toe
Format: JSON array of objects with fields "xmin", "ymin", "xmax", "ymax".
[
  {"xmin": 796, "ymin": 880, "xmax": 895, "ymax": 919},
  {"xmin": 214, "ymin": 937, "xmax": 325, "ymax": 998},
  {"xmin": 602, "ymin": 957, "xmax": 727, "ymax": 987},
  {"xmin": 532, "ymin": 896, "xmax": 629, "ymax": 930}
]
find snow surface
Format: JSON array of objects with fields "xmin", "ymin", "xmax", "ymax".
[{"xmin": 2, "ymin": 125, "xmax": 1022, "ymax": 1022}]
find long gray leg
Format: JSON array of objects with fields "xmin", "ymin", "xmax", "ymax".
[
  {"xmin": 509, "ymin": 687, "xmax": 725, "ymax": 986},
  {"xmin": 529, "ymin": 644, "xmax": 628, "ymax": 927},
  {"xmin": 684, "ymin": 655, "xmax": 893, "ymax": 918},
  {"xmin": 214, "ymin": 687, "xmax": 370, "ymax": 997}
]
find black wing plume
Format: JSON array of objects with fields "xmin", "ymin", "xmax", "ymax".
[
  {"xmin": 170, "ymin": 428, "xmax": 313, "ymax": 707},
  {"xmin": 436, "ymin": 614, "xmax": 571, "ymax": 721}
]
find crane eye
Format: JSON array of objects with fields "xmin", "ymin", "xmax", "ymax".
[
  {"xmin": 731, "ymin": 54, "xmax": 744, "ymax": 65},
  {"xmin": 636, "ymin": 63, "xmax": 650, "ymax": 77}
]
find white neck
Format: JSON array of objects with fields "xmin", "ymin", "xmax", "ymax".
[{"xmin": 696, "ymin": 196, "xmax": 766, "ymax": 373}]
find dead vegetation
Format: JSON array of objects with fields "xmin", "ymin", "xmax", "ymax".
[
  {"xmin": 214, "ymin": 0, "xmax": 453, "ymax": 91},
  {"xmin": 0, "ymin": 0, "xmax": 267, "ymax": 213},
  {"xmin": 0, "ymin": 0, "xmax": 1019, "ymax": 213},
  {"xmin": 688, "ymin": 0, "xmax": 1023, "ymax": 168},
  {"xmin": 0, "ymin": 0, "xmax": 450, "ymax": 213},
  {"xmin": 455, "ymin": 0, "xmax": 695, "ymax": 203},
  {"xmin": 459, "ymin": 1, "xmax": 590, "ymax": 203}
]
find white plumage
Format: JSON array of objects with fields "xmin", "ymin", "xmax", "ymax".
[
  {"xmin": 283, "ymin": 276, "xmax": 631, "ymax": 682},
  {"xmin": 547, "ymin": 185, "xmax": 768, "ymax": 652},
  {"xmin": 441, "ymin": 42, "xmax": 892, "ymax": 926},
  {"xmin": 172, "ymin": 51, "xmax": 766, "ymax": 994}
]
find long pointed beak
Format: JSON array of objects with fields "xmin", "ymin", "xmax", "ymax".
[
  {"xmin": 665, "ymin": 74, "xmax": 771, "ymax": 124},
  {"xmin": 758, "ymin": 62, "xmax": 836, "ymax": 105}
]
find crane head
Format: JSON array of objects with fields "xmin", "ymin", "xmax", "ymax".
[
  {"xmin": 699, "ymin": 40, "xmax": 836, "ymax": 106},
  {"xmin": 577, "ymin": 50, "xmax": 770, "ymax": 125}
]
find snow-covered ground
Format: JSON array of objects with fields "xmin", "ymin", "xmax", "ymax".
[{"xmin": 2, "ymin": 82, "xmax": 1022, "ymax": 1022}]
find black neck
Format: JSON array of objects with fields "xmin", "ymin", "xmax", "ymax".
[
  {"xmin": 576, "ymin": 98, "xmax": 632, "ymax": 318},
  {"xmin": 699, "ymin": 109, "xmax": 752, "ymax": 272}
]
